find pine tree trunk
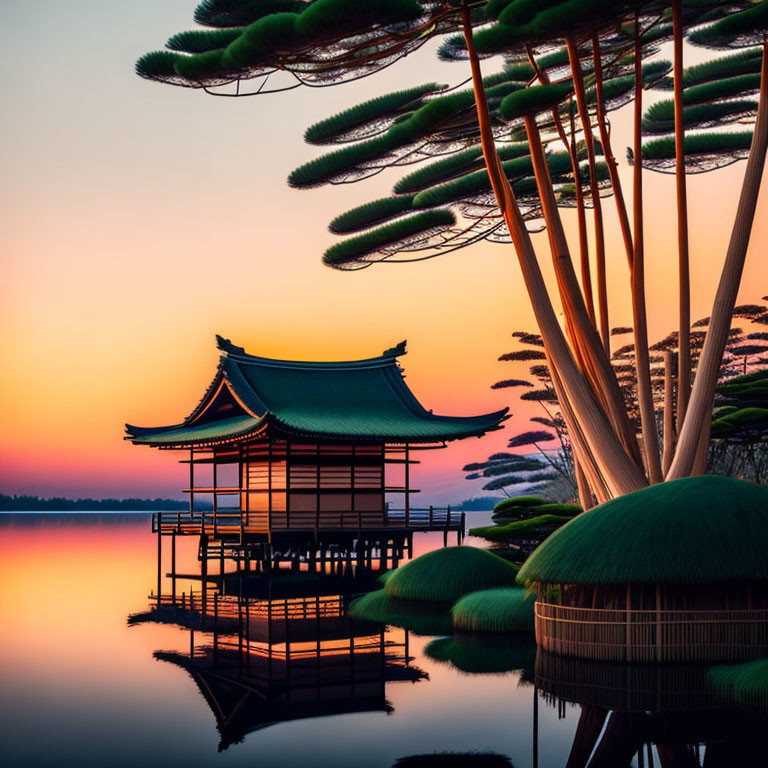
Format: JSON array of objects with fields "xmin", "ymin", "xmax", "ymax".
[
  {"xmin": 460, "ymin": 8, "xmax": 648, "ymax": 497},
  {"xmin": 524, "ymin": 116, "xmax": 643, "ymax": 467},
  {"xmin": 662, "ymin": 350, "xmax": 676, "ymax": 475},
  {"xmin": 631, "ymin": 23, "xmax": 664, "ymax": 483},
  {"xmin": 525, "ymin": 45, "xmax": 596, "ymax": 325},
  {"xmin": 668, "ymin": 42, "xmax": 768, "ymax": 479},
  {"xmin": 592, "ymin": 34, "xmax": 634, "ymax": 269},
  {"xmin": 672, "ymin": 0, "xmax": 692, "ymax": 429},
  {"xmin": 566, "ymin": 36, "xmax": 610, "ymax": 353}
]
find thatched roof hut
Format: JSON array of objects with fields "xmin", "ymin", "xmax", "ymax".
[{"xmin": 517, "ymin": 476, "xmax": 768, "ymax": 662}]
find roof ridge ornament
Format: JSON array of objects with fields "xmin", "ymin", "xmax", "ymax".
[
  {"xmin": 382, "ymin": 340, "xmax": 407, "ymax": 357},
  {"xmin": 216, "ymin": 334, "xmax": 246, "ymax": 356}
]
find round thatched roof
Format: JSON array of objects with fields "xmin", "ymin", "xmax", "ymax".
[{"xmin": 517, "ymin": 476, "xmax": 768, "ymax": 585}]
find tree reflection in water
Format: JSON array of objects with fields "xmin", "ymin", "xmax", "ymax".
[{"xmin": 535, "ymin": 651, "xmax": 768, "ymax": 767}]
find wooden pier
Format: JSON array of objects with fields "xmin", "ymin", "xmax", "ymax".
[
  {"xmin": 152, "ymin": 506, "xmax": 464, "ymax": 591},
  {"xmin": 152, "ymin": 505, "xmax": 465, "ymax": 538}
]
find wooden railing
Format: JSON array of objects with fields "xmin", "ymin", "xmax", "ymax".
[
  {"xmin": 385, "ymin": 507, "xmax": 464, "ymax": 530},
  {"xmin": 535, "ymin": 601, "xmax": 768, "ymax": 663},
  {"xmin": 152, "ymin": 506, "xmax": 464, "ymax": 535},
  {"xmin": 153, "ymin": 591, "xmax": 347, "ymax": 621}
]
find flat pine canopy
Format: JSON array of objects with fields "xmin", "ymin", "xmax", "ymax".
[
  {"xmin": 517, "ymin": 476, "xmax": 768, "ymax": 586},
  {"xmin": 126, "ymin": 336, "xmax": 507, "ymax": 446}
]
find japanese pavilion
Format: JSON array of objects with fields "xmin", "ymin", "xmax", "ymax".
[{"xmin": 126, "ymin": 336, "xmax": 507, "ymax": 544}]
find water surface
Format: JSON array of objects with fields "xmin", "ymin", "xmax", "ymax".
[{"xmin": 1, "ymin": 513, "xmax": 752, "ymax": 767}]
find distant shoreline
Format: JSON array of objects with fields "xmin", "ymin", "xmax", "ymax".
[
  {"xmin": 0, "ymin": 493, "xmax": 500, "ymax": 513},
  {"xmin": 0, "ymin": 509, "xmax": 156, "ymax": 514},
  {"xmin": 0, "ymin": 493, "xmax": 210, "ymax": 512}
]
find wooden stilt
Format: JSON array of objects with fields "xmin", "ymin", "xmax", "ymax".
[
  {"xmin": 156, "ymin": 524, "xmax": 162, "ymax": 602},
  {"xmin": 533, "ymin": 685, "xmax": 539, "ymax": 768},
  {"xmin": 171, "ymin": 533, "xmax": 176, "ymax": 603},
  {"xmin": 200, "ymin": 535, "xmax": 208, "ymax": 630}
]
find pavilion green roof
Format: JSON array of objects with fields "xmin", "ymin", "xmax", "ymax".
[
  {"xmin": 126, "ymin": 336, "xmax": 508, "ymax": 447},
  {"xmin": 517, "ymin": 476, "xmax": 768, "ymax": 586}
]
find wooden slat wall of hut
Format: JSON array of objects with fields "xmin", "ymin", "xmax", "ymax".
[
  {"xmin": 535, "ymin": 602, "xmax": 768, "ymax": 663},
  {"xmin": 241, "ymin": 441, "xmax": 386, "ymax": 531}
]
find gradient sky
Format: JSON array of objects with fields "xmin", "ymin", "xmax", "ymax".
[{"xmin": 2, "ymin": 1, "xmax": 767, "ymax": 504}]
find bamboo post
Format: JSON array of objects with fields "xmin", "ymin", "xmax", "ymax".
[
  {"xmin": 171, "ymin": 532, "xmax": 176, "ymax": 603},
  {"xmin": 286, "ymin": 441, "xmax": 291, "ymax": 531},
  {"xmin": 662, "ymin": 350, "xmax": 676, "ymax": 475},
  {"xmin": 200, "ymin": 535, "xmax": 208, "ymax": 630},
  {"xmin": 156, "ymin": 523, "xmax": 162, "ymax": 602},
  {"xmin": 213, "ymin": 592, "xmax": 219, "ymax": 664},
  {"xmin": 266, "ymin": 440, "xmax": 272, "ymax": 541},
  {"xmin": 626, "ymin": 583, "xmax": 632, "ymax": 662},
  {"xmin": 656, "ymin": 583, "xmax": 661, "ymax": 663},
  {"xmin": 212, "ymin": 449, "xmax": 218, "ymax": 537},
  {"xmin": 404, "ymin": 443, "xmax": 410, "ymax": 528},
  {"xmin": 315, "ymin": 444, "xmax": 320, "ymax": 541},
  {"xmin": 533, "ymin": 685, "xmax": 539, "ymax": 768},
  {"xmin": 189, "ymin": 447, "xmax": 194, "ymax": 515},
  {"xmin": 672, "ymin": 0, "xmax": 691, "ymax": 427}
]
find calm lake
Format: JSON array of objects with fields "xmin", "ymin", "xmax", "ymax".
[{"xmin": 0, "ymin": 513, "xmax": 756, "ymax": 767}]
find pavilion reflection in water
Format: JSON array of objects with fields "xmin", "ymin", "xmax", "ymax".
[{"xmin": 129, "ymin": 538, "xmax": 426, "ymax": 752}]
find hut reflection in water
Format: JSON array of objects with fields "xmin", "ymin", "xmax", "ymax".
[{"xmin": 534, "ymin": 650, "xmax": 768, "ymax": 767}]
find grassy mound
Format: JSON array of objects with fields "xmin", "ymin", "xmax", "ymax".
[
  {"xmin": 471, "ymin": 513, "xmax": 576, "ymax": 541},
  {"xmin": 348, "ymin": 590, "xmax": 452, "ymax": 636},
  {"xmin": 424, "ymin": 635, "xmax": 537, "ymax": 677},
  {"xmin": 493, "ymin": 495, "xmax": 545, "ymax": 513},
  {"xmin": 394, "ymin": 753, "xmax": 514, "ymax": 767},
  {"xmin": 491, "ymin": 496, "xmax": 581, "ymax": 524},
  {"xmin": 383, "ymin": 546, "xmax": 519, "ymax": 603},
  {"xmin": 451, "ymin": 587, "xmax": 535, "ymax": 634},
  {"xmin": 708, "ymin": 659, "xmax": 768, "ymax": 709}
]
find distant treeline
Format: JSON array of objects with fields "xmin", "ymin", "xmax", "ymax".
[
  {"xmin": 454, "ymin": 497, "xmax": 503, "ymax": 511},
  {"xmin": 0, "ymin": 493, "xmax": 498, "ymax": 513},
  {"xmin": 0, "ymin": 494, "xmax": 212, "ymax": 511}
]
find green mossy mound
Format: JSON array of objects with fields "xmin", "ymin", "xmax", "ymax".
[
  {"xmin": 393, "ymin": 752, "xmax": 515, "ymax": 768},
  {"xmin": 708, "ymin": 659, "xmax": 768, "ymax": 709},
  {"xmin": 383, "ymin": 546, "xmax": 520, "ymax": 603},
  {"xmin": 424, "ymin": 634, "xmax": 537, "ymax": 677},
  {"xmin": 471, "ymin": 513, "xmax": 577, "ymax": 541},
  {"xmin": 451, "ymin": 587, "xmax": 535, "ymax": 634},
  {"xmin": 492, "ymin": 497, "xmax": 581, "ymax": 522},
  {"xmin": 494, "ymin": 495, "xmax": 546, "ymax": 512},
  {"xmin": 348, "ymin": 590, "xmax": 452, "ymax": 636}
]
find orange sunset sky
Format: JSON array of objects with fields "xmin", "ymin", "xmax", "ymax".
[{"xmin": 2, "ymin": 1, "xmax": 767, "ymax": 504}]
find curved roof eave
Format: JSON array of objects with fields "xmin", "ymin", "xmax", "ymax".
[{"xmin": 126, "ymin": 337, "xmax": 509, "ymax": 447}]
